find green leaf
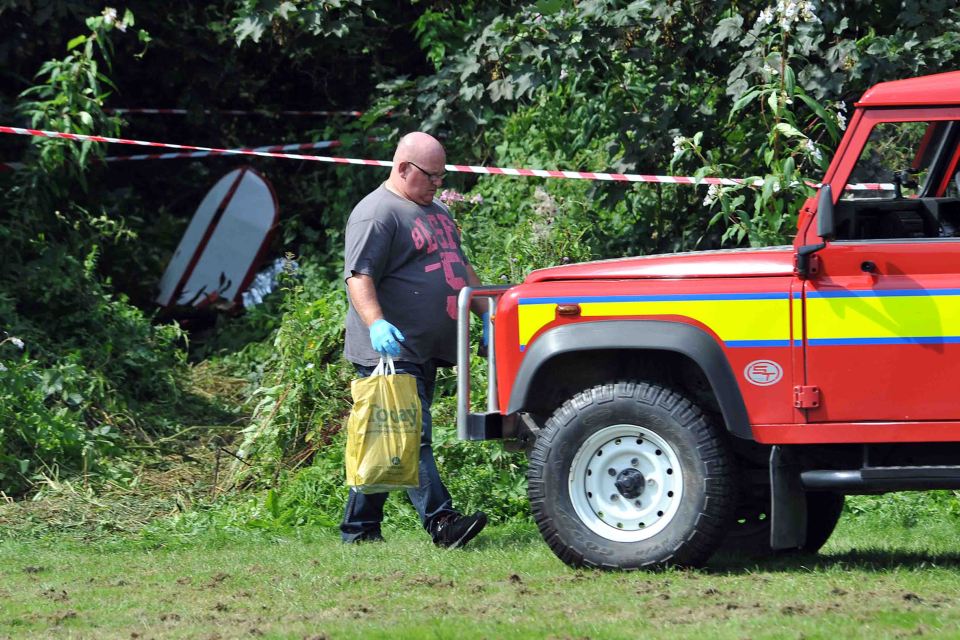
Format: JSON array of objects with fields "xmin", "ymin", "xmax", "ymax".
[
  {"xmin": 782, "ymin": 156, "xmax": 796, "ymax": 182},
  {"xmin": 761, "ymin": 175, "xmax": 776, "ymax": 201},
  {"xmin": 775, "ymin": 122, "xmax": 804, "ymax": 139},
  {"xmin": 710, "ymin": 16, "xmax": 743, "ymax": 47},
  {"xmin": 535, "ymin": 0, "xmax": 566, "ymax": 15},
  {"xmin": 730, "ymin": 89, "xmax": 760, "ymax": 116},
  {"xmin": 67, "ymin": 35, "xmax": 87, "ymax": 51},
  {"xmin": 797, "ymin": 94, "xmax": 841, "ymax": 143},
  {"xmin": 265, "ymin": 489, "xmax": 280, "ymax": 519}
]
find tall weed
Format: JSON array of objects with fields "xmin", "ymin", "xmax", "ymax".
[{"xmin": 232, "ymin": 261, "xmax": 353, "ymax": 486}]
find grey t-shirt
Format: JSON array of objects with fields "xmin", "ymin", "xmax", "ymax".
[{"xmin": 343, "ymin": 184, "xmax": 471, "ymax": 366}]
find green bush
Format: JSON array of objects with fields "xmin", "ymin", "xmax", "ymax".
[
  {"xmin": 0, "ymin": 351, "xmax": 114, "ymax": 496},
  {"xmin": 0, "ymin": 11, "xmax": 189, "ymax": 496}
]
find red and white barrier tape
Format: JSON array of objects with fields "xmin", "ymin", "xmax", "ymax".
[
  {"xmin": 106, "ymin": 108, "xmax": 364, "ymax": 117},
  {"xmin": 0, "ymin": 125, "xmax": 891, "ymax": 190},
  {"xmin": 104, "ymin": 139, "xmax": 342, "ymax": 162}
]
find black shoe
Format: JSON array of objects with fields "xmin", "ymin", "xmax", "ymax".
[
  {"xmin": 345, "ymin": 531, "xmax": 384, "ymax": 544},
  {"xmin": 431, "ymin": 511, "xmax": 487, "ymax": 549}
]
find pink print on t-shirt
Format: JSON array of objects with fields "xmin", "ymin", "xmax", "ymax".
[
  {"xmin": 411, "ymin": 217, "xmax": 438, "ymax": 253},
  {"xmin": 413, "ymin": 214, "xmax": 467, "ymax": 319}
]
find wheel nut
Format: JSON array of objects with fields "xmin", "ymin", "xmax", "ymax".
[
  {"xmin": 608, "ymin": 468, "xmax": 616, "ymax": 476},
  {"xmin": 631, "ymin": 458, "xmax": 639, "ymax": 467}
]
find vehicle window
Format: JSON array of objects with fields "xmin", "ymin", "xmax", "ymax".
[
  {"xmin": 833, "ymin": 120, "xmax": 960, "ymax": 241},
  {"xmin": 948, "ymin": 171, "xmax": 960, "ymax": 199},
  {"xmin": 841, "ymin": 121, "xmax": 936, "ymax": 201}
]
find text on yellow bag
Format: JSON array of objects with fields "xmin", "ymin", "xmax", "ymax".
[{"xmin": 345, "ymin": 357, "xmax": 421, "ymax": 493}]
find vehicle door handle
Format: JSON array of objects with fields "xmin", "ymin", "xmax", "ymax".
[{"xmin": 860, "ymin": 261, "xmax": 877, "ymax": 273}]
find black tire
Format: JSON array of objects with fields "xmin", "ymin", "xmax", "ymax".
[
  {"xmin": 527, "ymin": 381, "xmax": 735, "ymax": 570},
  {"xmin": 722, "ymin": 489, "xmax": 845, "ymax": 555}
]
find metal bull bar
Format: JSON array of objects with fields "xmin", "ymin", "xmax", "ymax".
[{"xmin": 456, "ymin": 285, "xmax": 512, "ymax": 440}]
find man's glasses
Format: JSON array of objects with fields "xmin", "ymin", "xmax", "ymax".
[{"xmin": 408, "ymin": 161, "xmax": 447, "ymax": 183}]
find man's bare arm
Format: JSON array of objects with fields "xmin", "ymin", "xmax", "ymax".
[{"xmin": 346, "ymin": 273, "xmax": 384, "ymax": 326}]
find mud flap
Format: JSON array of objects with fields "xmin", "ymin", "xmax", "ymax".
[{"xmin": 769, "ymin": 445, "xmax": 807, "ymax": 550}]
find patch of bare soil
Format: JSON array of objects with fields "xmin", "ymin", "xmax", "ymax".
[
  {"xmin": 204, "ymin": 572, "xmax": 231, "ymax": 589},
  {"xmin": 407, "ymin": 575, "xmax": 453, "ymax": 588}
]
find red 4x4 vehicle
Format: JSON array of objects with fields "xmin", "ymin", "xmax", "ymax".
[{"xmin": 456, "ymin": 71, "xmax": 960, "ymax": 569}]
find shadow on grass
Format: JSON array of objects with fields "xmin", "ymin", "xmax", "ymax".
[
  {"xmin": 454, "ymin": 522, "xmax": 960, "ymax": 573},
  {"xmin": 708, "ymin": 548, "xmax": 960, "ymax": 574},
  {"xmin": 464, "ymin": 527, "xmax": 545, "ymax": 551}
]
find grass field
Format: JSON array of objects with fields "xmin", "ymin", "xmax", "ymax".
[{"xmin": 3, "ymin": 512, "xmax": 960, "ymax": 639}]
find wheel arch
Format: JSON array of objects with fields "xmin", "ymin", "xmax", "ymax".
[{"xmin": 507, "ymin": 320, "xmax": 754, "ymax": 440}]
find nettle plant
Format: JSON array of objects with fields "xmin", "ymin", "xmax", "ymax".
[{"xmin": 674, "ymin": 1, "xmax": 846, "ymax": 247}]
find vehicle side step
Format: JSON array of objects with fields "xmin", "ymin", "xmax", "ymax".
[{"xmin": 801, "ymin": 465, "xmax": 960, "ymax": 493}]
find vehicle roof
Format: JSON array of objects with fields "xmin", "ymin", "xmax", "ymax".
[{"xmin": 857, "ymin": 70, "xmax": 960, "ymax": 107}]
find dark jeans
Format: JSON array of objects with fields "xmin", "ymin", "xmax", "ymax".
[{"xmin": 340, "ymin": 359, "xmax": 455, "ymax": 542}]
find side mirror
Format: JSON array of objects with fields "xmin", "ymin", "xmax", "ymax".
[{"xmin": 816, "ymin": 185, "xmax": 835, "ymax": 240}]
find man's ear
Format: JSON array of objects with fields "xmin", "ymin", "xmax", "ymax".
[{"xmin": 397, "ymin": 160, "xmax": 408, "ymax": 179}]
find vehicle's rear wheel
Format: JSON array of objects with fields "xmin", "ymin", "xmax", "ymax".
[
  {"xmin": 722, "ymin": 488, "xmax": 845, "ymax": 555},
  {"xmin": 527, "ymin": 381, "xmax": 735, "ymax": 569}
]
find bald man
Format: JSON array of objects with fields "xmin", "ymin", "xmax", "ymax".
[{"xmin": 341, "ymin": 132, "xmax": 487, "ymax": 548}]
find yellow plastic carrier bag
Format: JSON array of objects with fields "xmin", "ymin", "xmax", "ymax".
[{"xmin": 345, "ymin": 357, "xmax": 421, "ymax": 494}]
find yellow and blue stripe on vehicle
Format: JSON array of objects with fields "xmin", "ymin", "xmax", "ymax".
[
  {"xmin": 806, "ymin": 287, "xmax": 960, "ymax": 346},
  {"xmin": 517, "ymin": 293, "xmax": 796, "ymax": 351}
]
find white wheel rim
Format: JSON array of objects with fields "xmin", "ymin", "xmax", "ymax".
[{"xmin": 568, "ymin": 423, "xmax": 684, "ymax": 542}]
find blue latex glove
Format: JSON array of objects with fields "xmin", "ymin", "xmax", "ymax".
[
  {"xmin": 481, "ymin": 312, "xmax": 491, "ymax": 348},
  {"xmin": 370, "ymin": 319, "xmax": 405, "ymax": 357}
]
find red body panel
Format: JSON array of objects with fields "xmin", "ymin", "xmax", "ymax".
[
  {"xmin": 495, "ymin": 275, "xmax": 798, "ymax": 425},
  {"xmin": 754, "ymin": 423, "xmax": 960, "ymax": 444}
]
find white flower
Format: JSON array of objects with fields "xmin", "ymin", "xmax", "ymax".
[
  {"xmin": 703, "ymin": 184, "xmax": 721, "ymax": 207},
  {"xmin": 10, "ymin": 337, "xmax": 23, "ymax": 350},
  {"xmin": 0, "ymin": 363, "xmax": 6, "ymax": 372},
  {"xmin": 773, "ymin": 181, "xmax": 782, "ymax": 192},
  {"xmin": 804, "ymin": 138, "xmax": 823, "ymax": 163},
  {"xmin": 672, "ymin": 135, "xmax": 686, "ymax": 155},
  {"xmin": 305, "ymin": 363, "xmax": 314, "ymax": 370},
  {"xmin": 778, "ymin": 0, "xmax": 798, "ymax": 25},
  {"xmin": 835, "ymin": 102, "xmax": 847, "ymax": 130},
  {"xmin": 763, "ymin": 63, "xmax": 779, "ymax": 76},
  {"xmin": 755, "ymin": 7, "xmax": 774, "ymax": 28},
  {"xmin": 559, "ymin": 67, "xmax": 568, "ymax": 81},
  {"xmin": 799, "ymin": 1, "xmax": 819, "ymax": 22},
  {"xmin": 766, "ymin": 0, "xmax": 819, "ymax": 32},
  {"xmin": 102, "ymin": 7, "xmax": 118, "ymax": 24}
]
